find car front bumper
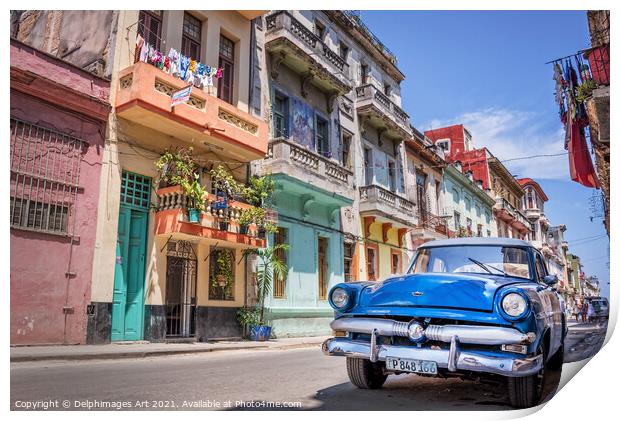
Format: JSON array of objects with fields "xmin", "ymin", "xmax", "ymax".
[{"xmin": 322, "ymin": 337, "xmax": 543, "ymax": 378}]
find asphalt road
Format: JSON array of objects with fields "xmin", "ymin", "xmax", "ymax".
[{"xmin": 10, "ymin": 322, "xmax": 607, "ymax": 411}]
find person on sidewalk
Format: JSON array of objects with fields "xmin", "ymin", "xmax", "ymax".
[
  {"xmin": 575, "ymin": 301, "xmax": 583, "ymax": 322},
  {"xmin": 587, "ymin": 300, "xmax": 596, "ymax": 323},
  {"xmin": 580, "ymin": 301, "xmax": 589, "ymax": 323}
]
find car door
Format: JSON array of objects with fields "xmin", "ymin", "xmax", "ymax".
[{"xmin": 534, "ymin": 252, "xmax": 562, "ymax": 355}]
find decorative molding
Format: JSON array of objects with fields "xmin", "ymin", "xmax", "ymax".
[
  {"xmin": 218, "ymin": 108, "xmax": 258, "ymax": 134},
  {"xmin": 119, "ymin": 74, "xmax": 133, "ymax": 89},
  {"xmin": 397, "ymin": 228, "xmax": 408, "ymax": 248},
  {"xmin": 326, "ymin": 90, "xmax": 339, "ymax": 113},
  {"xmin": 382, "ymin": 223, "xmax": 393, "ymax": 243},
  {"xmin": 301, "ymin": 194, "xmax": 315, "ymax": 220},
  {"xmin": 270, "ymin": 51, "xmax": 287, "ymax": 80},
  {"xmin": 363, "ymin": 216, "xmax": 376, "ymax": 238},
  {"xmin": 301, "ymin": 70, "xmax": 315, "ymax": 98}
]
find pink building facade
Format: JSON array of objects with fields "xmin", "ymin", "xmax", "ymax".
[{"xmin": 10, "ymin": 39, "xmax": 111, "ymax": 345}]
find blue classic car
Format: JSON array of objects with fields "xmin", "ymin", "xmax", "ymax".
[{"xmin": 323, "ymin": 238, "xmax": 566, "ymax": 408}]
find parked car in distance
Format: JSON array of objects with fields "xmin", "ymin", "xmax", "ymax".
[
  {"xmin": 585, "ymin": 296, "xmax": 609, "ymax": 322},
  {"xmin": 323, "ymin": 238, "xmax": 567, "ymax": 409}
]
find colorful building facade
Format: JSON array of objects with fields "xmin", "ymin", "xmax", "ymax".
[
  {"xmin": 86, "ymin": 10, "xmax": 269, "ymax": 343},
  {"xmin": 10, "ymin": 37, "xmax": 111, "ymax": 344},
  {"xmin": 442, "ymin": 163, "xmax": 496, "ymax": 238}
]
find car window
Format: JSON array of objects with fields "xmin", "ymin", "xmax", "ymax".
[
  {"xmin": 410, "ymin": 245, "xmax": 532, "ymax": 279},
  {"xmin": 534, "ymin": 254, "xmax": 547, "ymax": 281}
]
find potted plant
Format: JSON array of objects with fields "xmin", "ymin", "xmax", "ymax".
[
  {"xmin": 210, "ymin": 165, "xmax": 241, "ymax": 199},
  {"xmin": 155, "ymin": 147, "xmax": 197, "ymax": 188},
  {"xmin": 236, "ymin": 306, "xmax": 261, "ymax": 338},
  {"xmin": 238, "ymin": 207, "xmax": 261, "ymax": 235},
  {"xmin": 242, "ymin": 175, "xmax": 275, "ymax": 208},
  {"xmin": 242, "ymin": 244, "xmax": 289, "ymax": 341},
  {"xmin": 210, "ymin": 249, "xmax": 234, "ymax": 300},
  {"xmin": 181, "ymin": 175, "xmax": 206, "ymax": 223}
]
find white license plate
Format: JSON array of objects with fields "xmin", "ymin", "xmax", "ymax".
[{"xmin": 386, "ymin": 357, "xmax": 438, "ymax": 375}]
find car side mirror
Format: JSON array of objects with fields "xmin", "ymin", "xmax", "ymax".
[{"xmin": 543, "ymin": 274, "xmax": 558, "ymax": 286}]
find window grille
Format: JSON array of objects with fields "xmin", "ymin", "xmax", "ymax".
[
  {"xmin": 273, "ymin": 228, "xmax": 288, "ymax": 298},
  {"xmin": 10, "ymin": 118, "xmax": 86, "ymax": 236},
  {"xmin": 120, "ymin": 171, "xmax": 151, "ymax": 210}
]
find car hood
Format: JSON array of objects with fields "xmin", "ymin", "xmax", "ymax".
[{"xmin": 358, "ymin": 273, "xmax": 526, "ymax": 312}]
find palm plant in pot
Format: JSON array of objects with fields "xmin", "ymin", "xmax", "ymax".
[
  {"xmin": 181, "ymin": 175, "xmax": 206, "ymax": 223},
  {"xmin": 242, "ymin": 244, "xmax": 289, "ymax": 341},
  {"xmin": 155, "ymin": 147, "xmax": 197, "ymax": 188}
]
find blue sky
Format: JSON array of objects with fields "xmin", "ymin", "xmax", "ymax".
[{"xmin": 361, "ymin": 10, "xmax": 610, "ymax": 297}]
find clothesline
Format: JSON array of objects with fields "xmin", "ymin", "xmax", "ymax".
[{"xmin": 136, "ymin": 34, "xmax": 223, "ymax": 90}]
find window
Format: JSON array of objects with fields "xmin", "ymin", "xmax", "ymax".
[
  {"xmin": 316, "ymin": 116, "xmax": 329, "ymax": 157},
  {"xmin": 339, "ymin": 41, "xmax": 349, "ymax": 60},
  {"xmin": 477, "ymin": 224, "xmax": 483, "ymax": 237},
  {"xmin": 388, "ymin": 160, "xmax": 396, "ymax": 192},
  {"xmin": 366, "ymin": 247, "xmax": 377, "ymax": 281},
  {"xmin": 384, "ymin": 83, "xmax": 392, "ymax": 97},
  {"xmin": 343, "ymin": 242, "xmax": 354, "ymax": 282},
  {"xmin": 466, "ymin": 218, "xmax": 473, "ymax": 234},
  {"xmin": 318, "ymin": 237, "xmax": 329, "ymax": 299},
  {"xmin": 341, "ymin": 131, "xmax": 352, "ymax": 168},
  {"xmin": 453, "ymin": 211, "xmax": 461, "ymax": 230},
  {"xmin": 411, "ymin": 246, "xmax": 531, "ymax": 279},
  {"xmin": 487, "ymin": 229, "xmax": 491, "ymax": 237},
  {"xmin": 391, "ymin": 251, "xmax": 401, "ymax": 274},
  {"xmin": 363, "ymin": 147, "xmax": 373, "ymax": 185},
  {"xmin": 314, "ymin": 20, "xmax": 325, "ymax": 40},
  {"xmin": 273, "ymin": 228, "xmax": 288, "ymax": 298},
  {"xmin": 181, "ymin": 13, "xmax": 202, "ymax": 61},
  {"xmin": 208, "ymin": 247, "xmax": 235, "ymax": 300},
  {"xmin": 436, "ymin": 139, "xmax": 450, "ymax": 153},
  {"xmin": 137, "ymin": 11, "xmax": 163, "ymax": 54},
  {"xmin": 535, "ymin": 253, "xmax": 547, "ymax": 282},
  {"xmin": 10, "ymin": 118, "xmax": 85, "ymax": 236},
  {"xmin": 272, "ymin": 91, "xmax": 289, "ymax": 138},
  {"xmin": 218, "ymin": 35, "xmax": 235, "ymax": 104},
  {"xmin": 361, "ymin": 64, "xmax": 369, "ymax": 84}
]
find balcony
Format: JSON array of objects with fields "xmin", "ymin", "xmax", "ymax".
[
  {"xmin": 355, "ymin": 83, "xmax": 412, "ymax": 140},
  {"xmin": 115, "ymin": 62, "xmax": 268, "ymax": 161},
  {"xmin": 154, "ymin": 186, "xmax": 266, "ymax": 248},
  {"xmin": 359, "ymin": 184, "xmax": 415, "ymax": 227},
  {"xmin": 410, "ymin": 211, "xmax": 450, "ymax": 241},
  {"xmin": 493, "ymin": 197, "xmax": 531, "ymax": 233},
  {"xmin": 257, "ymin": 137, "xmax": 354, "ymax": 203},
  {"xmin": 265, "ymin": 11, "xmax": 352, "ymax": 95}
]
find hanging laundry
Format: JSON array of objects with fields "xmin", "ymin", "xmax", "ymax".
[
  {"xmin": 139, "ymin": 41, "xmax": 149, "ymax": 62},
  {"xmin": 168, "ymin": 48, "xmax": 180, "ymax": 77},
  {"xmin": 179, "ymin": 55, "xmax": 190, "ymax": 80}
]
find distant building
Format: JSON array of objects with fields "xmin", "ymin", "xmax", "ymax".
[{"xmin": 425, "ymin": 125, "xmax": 530, "ymax": 239}]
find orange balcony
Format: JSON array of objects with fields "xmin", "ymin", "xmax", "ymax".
[
  {"xmin": 154, "ymin": 186, "xmax": 266, "ymax": 249},
  {"xmin": 115, "ymin": 62, "xmax": 268, "ymax": 161}
]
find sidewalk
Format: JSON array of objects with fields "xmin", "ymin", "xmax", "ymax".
[{"xmin": 10, "ymin": 336, "xmax": 329, "ymax": 363}]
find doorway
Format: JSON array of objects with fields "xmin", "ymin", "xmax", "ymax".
[
  {"xmin": 165, "ymin": 241, "xmax": 197, "ymax": 338},
  {"xmin": 111, "ymin": 171, "xmax": 151, "ymax": 341}
]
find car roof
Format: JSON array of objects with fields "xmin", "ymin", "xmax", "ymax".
[{"xmin": 419, "ymin": 237, "xmax": 533, "ymax": 248}]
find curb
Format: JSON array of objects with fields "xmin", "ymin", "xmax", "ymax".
[{"xmin": 10, "ymin": 341, "xmax": 324, "ymax": 363}]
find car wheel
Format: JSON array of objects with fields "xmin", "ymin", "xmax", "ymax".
[
  {"xmin": 346, "ymin": 357, "xmax": 387, "ymax": 389},
  {"xmin": 507, "ymin": 343, "xmax": 562, "ymax": 408}
]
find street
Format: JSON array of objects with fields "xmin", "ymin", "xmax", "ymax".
[{"xmin": 10, "ymin": 322, "xmax": 607, "ymax": 411}]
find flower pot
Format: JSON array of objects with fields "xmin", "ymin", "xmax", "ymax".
[
  {"xmin": 188, "ymin": 208, "xmax": 201, "ymax": 223},
  {"xmin": 239, "ymin": 224, "xmax": 249, "ymax": 235},
  {"xmin": 249, "ymin": 325, "xmax": 272, "ymax": 341},
  {"xmin": 219, "ymin": 221, "xmax": 229, "ymax": 231}
]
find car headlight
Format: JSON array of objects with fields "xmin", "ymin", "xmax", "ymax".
[
  {"xmin": 501, "ymin": 293, "xmax": 528, "ymax": 318},
  {"xmin": 330, "ymin": 287, "xmax": 350, "ymax": 309}
]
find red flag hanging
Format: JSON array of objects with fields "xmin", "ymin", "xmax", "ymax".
[{"xmin": 567, "ymin": 119, "xmax": 600, "ymax": 188}]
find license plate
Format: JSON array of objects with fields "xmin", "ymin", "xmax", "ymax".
[{"xmin": 386, "ymin": 357, "xmax": 438, "ymax": 375}]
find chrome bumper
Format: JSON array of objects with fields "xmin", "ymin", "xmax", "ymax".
[
  {"xmin": 330, "ymin": 317, "xmax": 535, "ymax": 345},
  {"xmin": 322, "ymin": 336, "xmax": 543, "ymax": 377}
]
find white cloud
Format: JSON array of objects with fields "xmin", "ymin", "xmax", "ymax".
[{"xmin": 425, "ymin": 108, "xmax": 569, "ymax": 180}]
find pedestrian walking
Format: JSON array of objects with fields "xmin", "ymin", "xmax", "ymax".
[
  {"xmin": 575, "ymin": 301, "xmax": 583, "ymax": 322},
  {"xmin": 580, "ymin": 301, "xmax": 589, "ymax": 323},
  {"xmin": 587, "ymin": 300, "xmax": 596, "ymax": 323}
]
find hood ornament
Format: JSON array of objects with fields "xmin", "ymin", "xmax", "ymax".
[{"xmin": 412, "ymin": 291, "xmax": 424, "ymax": 297}]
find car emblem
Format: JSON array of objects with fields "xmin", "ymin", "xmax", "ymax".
[{"xmin": 412, "ymin": 291, "xmax": 424, "ymax": 297}]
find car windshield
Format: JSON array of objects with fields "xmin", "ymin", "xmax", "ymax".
[{"xmin": 409, "ymin": 245, "xmax": 532, "ymax": 279}]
